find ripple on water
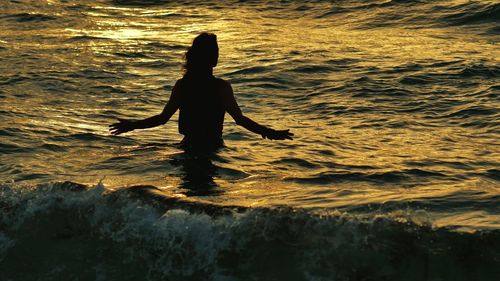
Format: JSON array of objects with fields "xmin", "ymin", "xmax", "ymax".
[
  {"xmin": 65, "ymin": 35, "xmax": 113, "ymax": 42},
  {"xmin": 0, "ymin": 76, "xmax": 31, "ymax": 86},
  {"xmin": 399, "ymin": 75, "xmax": 434, "ymax": 85},
  {"xmin": 131, "ymin": 60, "xmax": 173, "ymax": 69},
  {"xmin": 68, "ymin": 69, "xmax": 121, "ymax": 80},
  {"xmin": 46, "ymin": 133, "xmax": 129, "ymax": 147},
  {"xmin": 0, "ymin": 142, "xmax": 33, "ymax": 154},
  {"xmin": 226, "ymin": 66, "xmax": 270, "ymax": 76},
  {"xmin": 271, "ymin": 157, "xmax": 319, "ymax": 169},
  {"xmin": 438, "ymin": 2, "xmax": 500, "ymax": 27},
  {"xmin": 2, "ymin": 13, "xmax": 57, "ymax": 23},
  {"xmin": 89, "ymin": 85, "xmax": 127, "ymax": 94},
  {"xmin": 400, "ymin": 63, "xmax": 499, "ymax": 86},
  {"xmin": 216, "ymin": 166, "xmax": 251, "ymax": 180},
  {"xmin": 287, "ymin": 169, "xmax": 452, "ymax": 186},
  {"xmin": 457, "ymin": 64, "xmax": 500, "ymax": 78},
  {"xmin": 291, "ymin": 65, "xmax": 336, "ymax": 74},
  {"xmin": 38, "ymin": 143, "xmax": 68, "ymax": 153},
  {"xmin": 466, "ymin": 169, "xmax": 500, "ymax": 182},
  {"xmin": 145, "ymin": 42, "xmax": 186, "ymax": 50},
  {"xmin": 403, "ymin": 159, "xmax": 472, "ymax": 170},
  {"xmin": 113, "ymin": 51, "xmax": 152, "ymax": 59},
  {"xmin": 442, "ymin": 106, "xmax": 497, "ymax": 119}
]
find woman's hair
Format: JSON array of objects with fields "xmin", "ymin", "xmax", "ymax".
[{"xmin": 183, "ymin": 33, "xmax": 218, "ymax": 75}]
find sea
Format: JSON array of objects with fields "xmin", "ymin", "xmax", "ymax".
[{"xmin": 0, "ymin": 0, "xmax": 499, "ymax": 280}]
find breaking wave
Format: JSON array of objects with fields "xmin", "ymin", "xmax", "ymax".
[{"xmin": 1, "ymin": 182, "xmax": 498, "ymax": 281}]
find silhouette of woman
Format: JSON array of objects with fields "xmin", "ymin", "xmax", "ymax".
[{"xmin": 110, "ymin": 32, "xmax": 293, "ymax": 151}]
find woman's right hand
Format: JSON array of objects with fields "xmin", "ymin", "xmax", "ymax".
[
  {"xmin": 109, "ymin": 118, "xmax": 136, "ymax": 135},
  {"xmin": 263, "ymin": 129, "xmax": 294, "ymax": 140}
]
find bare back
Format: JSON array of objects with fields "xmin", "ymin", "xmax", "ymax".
[{"xmin": 175, "ymin": 75, "xmax": 227, "ymax": 145}]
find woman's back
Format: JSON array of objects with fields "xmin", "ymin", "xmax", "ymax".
[{"xmin": 177, "ymin": 75, "xmax": 226, "ymax": 146}]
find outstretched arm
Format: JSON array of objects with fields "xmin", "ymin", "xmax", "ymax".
[
  {"xmin": 109, "ymin": 82, "xmax": 181, "ymax": 135},
  {"xmin": 221, "ymin": 81, "xmax": 293, "ymax": 140}
]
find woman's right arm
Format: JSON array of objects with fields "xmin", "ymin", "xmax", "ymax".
[{"xmin": 109, "ymin": 81, "xmax": 181, "ymax": 135}]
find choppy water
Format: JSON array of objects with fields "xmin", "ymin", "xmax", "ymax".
[{"xmin": 0, "ymin": 0, "xmax": 499, "ymax": 280}]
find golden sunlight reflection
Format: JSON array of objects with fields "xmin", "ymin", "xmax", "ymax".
[
  {"xmin": 1, "ymin": 0, "xmax": 497, "ymax": 233},
  {"xmin": 62, "ymin": 2, "xmax": 500, "ymax": 74}
]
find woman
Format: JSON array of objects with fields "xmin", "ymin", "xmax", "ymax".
[{"xmin": 109, "ymin": 33, "xmax": 293, "ymax": 151}]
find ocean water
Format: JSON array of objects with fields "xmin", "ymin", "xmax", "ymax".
[{"xmin": 0, "ymin": 0, "xmax": 499, "ymax": 280}]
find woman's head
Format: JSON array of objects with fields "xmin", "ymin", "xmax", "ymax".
[{"xmin": 184, "ymin": 33, "xmax": 218, "ymax": 75}]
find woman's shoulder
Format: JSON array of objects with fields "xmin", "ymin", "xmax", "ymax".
[
  {"xmin": 175, "ymin": 76, "xmax": 187, "ymax": 85},
  {"xmin": 174, "ymin": 75, "xmax": 231, "ymax": 91},
  {"xmin": 174, "ymin": 76, "xmax": 192, "ymax": 89},
  {"xmin": 213, "ymin": 77, "xmax": 231, "ymax": 89}
]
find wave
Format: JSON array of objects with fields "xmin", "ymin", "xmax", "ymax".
[
  {"xmin": 438, "ymin": 2, "xmax": 500, "ymax": 26},
  {"xmin": 1, "ymin": 182, "xmax": 499, "ymax": 281},
  {"xmin": 112, "ymin": 0, "xmax": 170, "ymax": 6},
  {"xmin": 286, "ymin": 168, "xmax": 451, "ymax": 185},
  {"xmin": 65, "ymin": 35, "xmax": 113, "ymax": 42},
  {"xmin": 131, "ymin": 59, "xmax": 173, "ymax": 69},
  {"xmin": 398, "ymin": 63, "xmax": 499, "ymax": 86},
  {"xmin": 457, "ymin": 63, "xmax": 500, "ymax": 78},
  {"xmin": 105, "ymin": 0, "xmax": 499, "ymax": 34},
  {"xmin": 311, "ymin": 0, "xmax": 499, "ymax": 32},
  {"xmin": 421, "ymin": 104, "xmax": 499, "ymax": 130},
  {"xmin": 2, "ymin": 13, "xmax": 57, "ymax": 23},
  {"xmin": 444, "ymin": 106, "xmax": 497, "ymax": 119},
  {"xmin": 0, "ymin": 143, "xmax": 32, "ymax": 154},
  {"xmin": 0, "ymin": 75, "xmax": 31, "ymax": 86},
  {"xmin": 145, "ymin": 42, "xmax": 187, "ymax": 50}
]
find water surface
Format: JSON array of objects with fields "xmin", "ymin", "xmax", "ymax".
[{"xmin": 0, "ymin": 0, "xmax": 499, "ymax": 280}]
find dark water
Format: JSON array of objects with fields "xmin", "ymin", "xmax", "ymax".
[{"xmin": 0, "ymin": 0, "xmax": 499, "ymax": 280}]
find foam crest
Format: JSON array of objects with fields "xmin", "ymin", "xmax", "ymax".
[{"xmin": 1, "ymin": 183, "xmax": 498, "ymax": 281}]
